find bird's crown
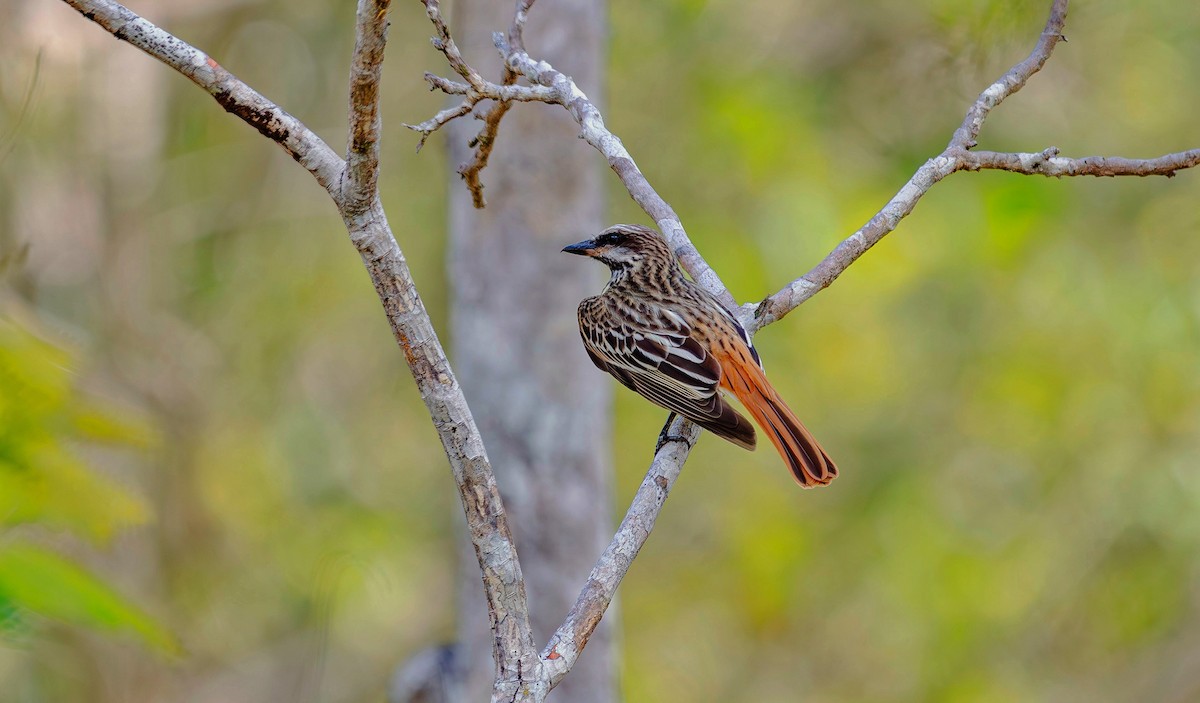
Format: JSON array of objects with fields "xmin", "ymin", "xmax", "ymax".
[{"xmin": 563, "ymin": 224, "xmax": 671, "ymax": 263}]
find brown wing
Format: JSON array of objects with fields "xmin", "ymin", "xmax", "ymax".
[{"xmin": 578, "ymin": 297, "xmax": 756, "ymax": 450}]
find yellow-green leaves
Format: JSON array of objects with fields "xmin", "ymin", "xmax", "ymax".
[
  {"xmin": 0, "ymin": 319, "xmax": 170, "ymax": 652},
  {"xmin": 0, "ymin": 545, "xmax": 176, "ymax": 654}
]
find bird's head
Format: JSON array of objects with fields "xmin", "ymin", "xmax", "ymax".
[{"xmin": 562, "ymin": 224, "xmax": 674, "ymax": 278}]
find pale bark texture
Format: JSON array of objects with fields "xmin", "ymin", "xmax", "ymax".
[{"xmin": 445, "ymin": 1, "xmax": 614, "ymax": 702}]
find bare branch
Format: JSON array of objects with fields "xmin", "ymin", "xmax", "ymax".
[
  {"xmin": 507, "ymin": 0, "xmax": 536, "ymax": 52},
  {"xmin": 497, "ymin": 38, "xmax": 740, "ymax": 312},
  {"xmin": 748, "ymin": 153, "xmax": 960, "ymax": 330},
  {"xmin": 754, "ymin": 0, "xmax": 1072, "ymax": 329},
  {"xmin": 403, "ymin": 73, "xmax": 557, "ymax": 152},
  {"xmin": 541, "ymin": 419, "xmax": 700, "ymax": 686},
  {"xmin": 406, "ymin": 98, "xmax": 475, "ymax": 152},
  {"xmin": 418, "ymin": 73, "xmax": 558, "ymax": 102},
  {"xmin": 458, "ymin": 89, "xmax": 517, "ymax": 208},
  {"xmin": 455, "ymin": 0, "xmax": 538, "ymax": 209},
  {"xmin": 344, "ymin": 0, "xmax": 393, "ymax": 214},
  {"xmin": 416, "ymin": 0, "xmax": 537, "ymax": 208},
  {"xmin": 948, "ymin": 0, "xmax": 1069, "ymax": 150},
  {"xmin": 751, "ymin": 0, "xmax": 1195, "ymax": 330},
  {"xmin": 340, "ymin": 203, "xmax": 543, "ymax": 703},
  {"xmin": 407, "ymin": 1, "xmax": 558, "ymax": 180},
  {"xmin": 422, "ymin": 0, "xmax": 486, "ymax": 90},
  {"xmin": 415, "ymin": 27, "xmax": 737, "ymax": 309},
  {"xmin": 59, "ymin": 0, "xmax": 343, "ymax": 193},
  {"xmin": 960, "ymin": 147, "xmax": 1200, "ymax": 178},
  {"xmin": 63, "ymin": 2, "xmax": 544, "ymax": 698}
]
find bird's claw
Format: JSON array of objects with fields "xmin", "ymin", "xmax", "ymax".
[{"xmin": 654, "ymin": 433, "xmax": 692, "ymax": 454}]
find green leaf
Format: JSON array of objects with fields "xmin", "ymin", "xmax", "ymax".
[
  {"xmin": 0, "ymin": 545, "xmax": 177, "ymax": 654},
  {"xmin": 0, "ymin": 454, "xmax": 149, "ymax": 541},
  {"xmin": 0, "ymin": 588, "xmax": 29, "ymax": 645},
  {"xmin": 0, "ymin": 319, "xmax": 153, "ymax": 542}
]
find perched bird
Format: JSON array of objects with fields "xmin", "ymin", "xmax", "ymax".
[{"xmin": 563, "ymin": 224, "xmax": 837, "ymax": 487}]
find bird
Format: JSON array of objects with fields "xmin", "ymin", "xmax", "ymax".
[{"xmin": 563, "ymin": 224, "xmax": 837, "ymax": 488}]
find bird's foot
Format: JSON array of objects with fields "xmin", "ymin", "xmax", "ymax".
[
  {"xmin": 655, "ymin": 432, "xmax": 692, "ymax": 454},
  {"xmin": 654, "ymin": 412, "xmax": 692, "ymax": 454}
]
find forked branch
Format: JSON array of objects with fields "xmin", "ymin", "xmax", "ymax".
[
  {"xmin": 412, "ymin": 0, "xmax": 1200, "ymax": 690},
  {"xmin": 55, "ymin": 0, "xmax": 1200, "ymax": 699},
  {"xmin": 60, "ymin": 1, "xmax": 542, "ymax": 700}
]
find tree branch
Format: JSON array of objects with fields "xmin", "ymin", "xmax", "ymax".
[
  {"xmin": 948, "ymin": 0, "xmax": 1068, "ymax": 150},
  {"xmin": 747, "ymin": 152, "xmax": 960, "ymax": 329},
  {"xmin": 404, "ymin": 72, "xmax": 557, "ymax": 150},
  {"xmin": 339, "ymin": 200, "xmax": 543, "ymax": 703},
  {"xmin": 751, "ymin": 0, "xmax": 1071, "ymax": 329},
  {"xmin": 960, "ymin": 147, "xmax": 1200, "ymax": 178},
  {"xmin": 413, "ymin": 0, "xmax": 1200, "ymax": 688},
  {"xmin": 458, "ymin": 91, "xmax": 517, "ymax": 209},
  {"xmin": 409, "ymin": 0, "xmax": 551, "ymax": 209},
  {"xmin": 750, "ymin": 0, "xmax": 1196, "ymax": 329},
  {"xmin": 344, "ymin": 0, "xmax": 393, "ymax": 214},
  {"xmin": 61, "ymin": 2, "xmax": 543, "ymax": 699},
  {"xmin": 404, "ymin": 0, "xmax": 555, "ymax": 159},
  {"xmin": 415, "ymin": 0, "xmax": 738, "ymax": 310},
  {"xmin": 497, "ymin": 35, "xmax": 740, "ymax": 312},
  {"xmin": 541, "ymin": 418, "xmax": 700, "ymax": 686},
  {"xmin": 59, "ymin": 0, "xmax": 343, "ymax": 192},
  {"xmin": 455, "ymin": 0, "xmax": 537, "ymax": 208}
]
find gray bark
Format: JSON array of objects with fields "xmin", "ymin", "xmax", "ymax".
[{"xmin": 445, "ymin": 1, "xmax": 614, "ymax": 702}]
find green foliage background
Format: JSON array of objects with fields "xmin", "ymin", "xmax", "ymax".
[{"xmin": 2, "ymin": 1, "xmax": 1199, "ymax": 701}]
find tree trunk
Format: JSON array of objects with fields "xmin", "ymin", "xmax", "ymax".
[{"xmin": 446, "ymin": 1, "xmax": 613, "ymax": 702}]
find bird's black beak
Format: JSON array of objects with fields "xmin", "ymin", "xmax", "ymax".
[{"xmin": 562, "ymin": 239, "xmax": 598, "ymax": 256}]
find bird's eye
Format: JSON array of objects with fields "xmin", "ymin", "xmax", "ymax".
[{"xmin": 598, "ymin": 234, "xmax": 619, "ymax": 245}]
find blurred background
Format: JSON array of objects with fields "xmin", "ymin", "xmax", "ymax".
[{"xmin": 3, "ymin": 0, "xmax": 1200, "ymax": 701}]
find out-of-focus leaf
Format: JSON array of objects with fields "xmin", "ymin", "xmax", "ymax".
[
  {"xmin": 70, "ymin": 406, "xmax": 156, "ymax": 449},
  {"xmin": 0, "ymin": 319, "xmax": 152, "ymax": 541},
  {"xmin": 0, "ymin": 455, "xmax": 149, "ymax": 540},
  {"xmin": 0, "ymin": 589, "xmax": 28, "ymax": 645},
  {"xmin": 0, "ymin": 545, "xmax": 177, "ymax": 655}
]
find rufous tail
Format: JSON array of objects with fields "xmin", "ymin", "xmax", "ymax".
[{"xmin": 719, "ymin": 350, "xmax": 837, "ymax": 488}]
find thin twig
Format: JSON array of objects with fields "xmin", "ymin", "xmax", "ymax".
[
  {"xmin": 508, "ymin": 0, "xmax": 536, "ymax": 52},
  {"xmin": 455, "ymin": 0, "xmax": 539, "ymax": 208},
  {"xmin": 422, "ymin": 0, "xmax": 485, "ymax": 90},
  {"xmin": 407, "ymin": 98, "xmax": 474, "ymax": 151},
  {"xmin": 748, "ymin": 152, "xmax": 960, "ymax": 329},
  {"xmin": 459, "ymin": 92, "xmax": 516, "ymax": 208},
  {"xmin": 409, "ymin": 0, "xmax": 555, "ymax": 186},
  {"xmin": 403, "ymin": 72, "xmax": 557, "ymax": 152},
  {"xmin": 754, "ymin": 0, "xmax": 1072, "ymax": 328},
  {"xmin": 948, "ymin": 0, "xmax": 1069, "ymax": 150}
]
